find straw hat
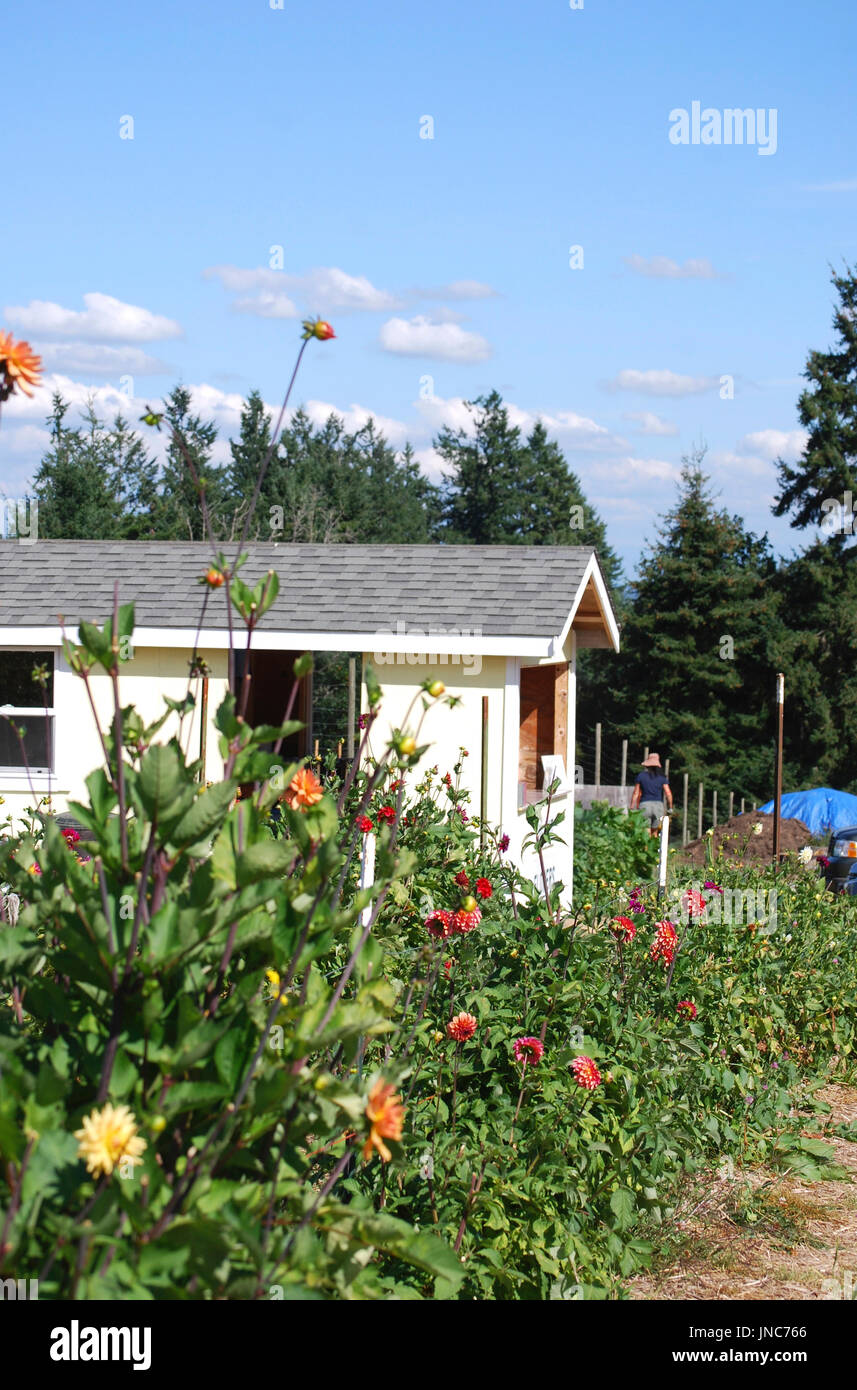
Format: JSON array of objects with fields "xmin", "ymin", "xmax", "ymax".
[{"xmin": 641, "ymin": 753, "xmax": 662, "ymax": 768}]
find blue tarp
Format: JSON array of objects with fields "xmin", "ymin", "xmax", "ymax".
[{"xmin": 756, "ymin": 787, "xmax": 857, "ymax": 837}]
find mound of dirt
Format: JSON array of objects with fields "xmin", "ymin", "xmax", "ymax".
[{"xmin": 679, "ymin": 811, "xmax": 812, "ymax": 865}]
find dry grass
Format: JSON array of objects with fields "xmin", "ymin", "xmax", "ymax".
[{"xmin": 626, "ymin": 1085, "xmax": 857, "ymax": 1301}]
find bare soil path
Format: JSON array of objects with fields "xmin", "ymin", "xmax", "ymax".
[{"xmin": 626, "ymin": 1085, "xmax": 857, "ymax": 1301}]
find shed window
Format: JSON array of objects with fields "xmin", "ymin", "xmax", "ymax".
[
  {"xmin": 0, "ymin": 651, "xmax": 55, "ymax": 773},
  {"xmin": 517, "ymin": 663, "xmax": 568, "ymax": 805}
]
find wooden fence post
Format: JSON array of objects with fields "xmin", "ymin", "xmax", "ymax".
[
  {"xmin": 728, "ymin": 791, "xmax": 734, "ymax": 821},
  {"xmin": 594, "ymin": 722, "xmax": 602, "ymax": 793},
  {"xmin": 712, "ymin": 789, "xmax": 718, "ymax": 829},
  {"xmin": 682, "ymin": 772, "xmax": 688, "ymax": 845},
  {"xmin": 697, "ymin": 782, "xmax": 703, "ymax": 838},
  {"xmin": 346, "ymin": 657, "xmax": 356, "ymax": 760}
]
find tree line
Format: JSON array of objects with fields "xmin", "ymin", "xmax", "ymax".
[{"xmin": 15, "ymin": 267, "xmax": 857, "ymax": 798}]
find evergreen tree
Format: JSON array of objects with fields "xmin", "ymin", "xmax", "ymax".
[
  {"xmin": 520, "ymin": 421, "xmax": 622, "ymax": 588},
  {"xmin": 773, "ymin": 264, "xmax": 857, "ymax": 547},
  {"xmin": 30, "ymin": 395, "xmax": 124, "ymax": 538},
  {"xmin": 772, "ymin": 543, "xmax": 857, "ymax": 791},
  {"xmin": 606, "ymin": 454, "xmax": 782, "ymax": 801},
  {"xmin": 225, "ymin": 404, "xmax": 440, "ymax": 544},
  {"xmin": 437, "ymin": 391, "xmax": 525, "ymax": 543},
  {"xmin": 150, "ymin": 386, "xmax": 224, "ymax": 540}
]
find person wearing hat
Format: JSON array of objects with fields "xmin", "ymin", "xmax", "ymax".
[{"xmin": 629, "ymin": 753, "xmax": 673, "ymax": 834}]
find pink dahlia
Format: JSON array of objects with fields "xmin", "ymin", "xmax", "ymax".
[
  {"xmin": 681, "ymin": 888, "xmax": 707, "ymax": 918},
  {"xmin": 513, "ymin": 1036, "xmax": 544, "ymax": 1067},
  {"xmin": 571, "ymin": 1056, "xmax": 602, "ymax": 1090}
]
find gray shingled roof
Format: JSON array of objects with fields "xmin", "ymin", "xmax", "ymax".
[{"xmin": 0, "ymin": 541, "xmax": 603, "ymax": 639}]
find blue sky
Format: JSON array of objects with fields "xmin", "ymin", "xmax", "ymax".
[{"xmin": 3, "ymin": 0, "xmax": 856, "ymax": 574}]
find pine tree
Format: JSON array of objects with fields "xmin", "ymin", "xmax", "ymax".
[
  {"xmin": 151, "ymin": 386, "xmax": 224, "ymax": 540},
  {"xmin": 520, "ymin": 421, "xmax": 622, "ymax": 587},
  {"xmin": 227, "ymin": 389, "xmax": 274, "ymax": 536},
  {"xmin": 773, "ymin": 264, "xmax": 857, "ymax": 546},
  {"xmin": 773, "ymin": 543, "xmax": 857, "ymax": 791},
  {"xmin": 30, "ymin": 395, "xmax": 124, "ymax": 538},
  {"xmin": 607, "ymin": 454, "xmax": 782, "ymax": 801},
  {"xmin": 437, "ymin": 391, "xmax": 524, "ymax": 543}
]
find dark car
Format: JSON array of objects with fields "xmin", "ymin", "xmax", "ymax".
[{"xmin": 823, "ymin": 824, "xmax": 857, "ymax": 894}]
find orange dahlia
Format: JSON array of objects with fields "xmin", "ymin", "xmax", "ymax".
[
  {"xmin": 447, "ymin": 1011, "xmax": 478, "ymax": 1041},
  {"xmin": 0, "ymin": 331, "xmax": 42, "ymax": 400},
  {"xmin": 284, "ymin": 766, "xmax": 324, "ymax": 810},
  {"xmin": 363, "ymin": 1079, "xmax": 405, "ymax": 1162}
]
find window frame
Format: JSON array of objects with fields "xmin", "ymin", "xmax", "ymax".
[{"xmin": 0, "ymin": 648, "xmax": 57, "ymax": 777}]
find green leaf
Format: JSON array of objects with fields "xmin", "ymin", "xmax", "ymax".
[{"xmin": 609, "ymin": 1187, "xmax": 636, "ymax": 1228}]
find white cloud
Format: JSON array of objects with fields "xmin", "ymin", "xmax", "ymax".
[
  {"xmin": 624, "ymin": 410, "xmax": 679, "ymax": 436},
  {"xmin": 738, "ymin": 428, "xmax": 808, "ymax": 462},
  {"xmin": 232, "ymin": 292, "xmax": 299, "ymax": 320},
  {"xmin": 40, "ymin": 344, "xmax": 172, "ymax": 376},
  {"xmin": 4, "ymin": 293, "xmax": 182, "ymax": 343},
  {"xmin": 0, "ymin": 423, "xmax": 51, "ymax": 457},
  {"xmin": 204, "ymin": 264, "xmax": 401, "ymax": 313},
  {"xmin": 296, "ymin": 399, "xmax": 410, "ymax": 446},
  {"xmin": 415, "ymin": 280, "xmax": 499, "ymax": 300},
  {"xmin": 624, "ymin": 255, "xmax": 719, "ymax": 279},
  {"xmin": 590, "ymin": 456, "xmax": 681, "ymax": 484},
  {"xmin": 379, "ymin": 316, "xmax": 492, "ymax": 363},
  {"xmin": 607, "ymin": 369, "xmax": 719, "ymax": 397},
  {"xmin": 803, "ymin": 178, "xmax": 857, "ymax": 193}
]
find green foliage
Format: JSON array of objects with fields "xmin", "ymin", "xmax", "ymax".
[
  {"xmin": 2, "ymin": 617, "xmax": 856, "ymax": 1299},
  {"xmin": 571, "ymin": 801, "xmax": 659, "ymax": 909},
  {"xmin": 601, "ymin": 454, "xmax": 782, "ymax": 802}
]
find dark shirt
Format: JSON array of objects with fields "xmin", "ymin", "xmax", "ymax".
[{"xmin": 635, "ymin": 770, "xmax": 669, "ymax": 802}]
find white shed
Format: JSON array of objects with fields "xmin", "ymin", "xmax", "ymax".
[{"xmin": 0, "ymin": 542, "xmax": 619, "ymax": 896}]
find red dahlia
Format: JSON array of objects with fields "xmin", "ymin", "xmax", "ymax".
[
  {"xmin": 475, "ymin": 877, "xmax": 493, "ymax": 899},
  {"xmin": 611, "ymin": 915, "xmax": 636, "ymax": 941},
  {"xmin": 356, "ymin": 815, "xmax": 374, "ymax": 833},
  {"xmin": 425, "ymin": 909, "xmax": 453, "ymax": 939},
  {"xmin": 651, "ymin": 919, "xmax": 678, "ymax": 966},
  {"xmin": 454, "ymin": 871, "xmax": 469, "ymax": 888},
  {"xmin": 376, "ymin": 805, "xmax": 396, "ymax": 823},
  {"xmin": 451, "ymin": 904, "xmax": 482, "ymax": 934},
  {"xmin": 677, "ymin": 1000, "xmax": 697, "ymax": 1020}
]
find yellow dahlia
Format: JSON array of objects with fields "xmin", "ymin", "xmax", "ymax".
[
  {"xmin": 74, "ymin": 1103, "xmax": 146, "ymax": 1178},
  {"xmin": 0, "ymin": 331, "xmax": 42, "ymax": 398}
]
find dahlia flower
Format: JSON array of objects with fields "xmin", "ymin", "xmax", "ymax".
[
  {"xmin": 74, "ymin": 1103, "xmax": 146, "ymax": 1178},
  {"xmin": 425, "ymin": 909, "xmax": 453, "ymax": 939},
  {"xmin": 651, "ymin": 919, "xmax": 678, "ymax": 965},
  {"xmin": 0, "ymin": 331, "xmax": 42, "ymax": 400},
  {"xmin": 677, "ymin": 1000, "xmax": 697, "ymax": 1020},
  {"xmin": 571, "ymin": 1055, "xmax": 602, "ymax": 1090},
  {"xmin": 363, "ymin": 1080, "xmax": 405, "ymax": 1162},
  {"xmin": 285, "ymin": 767, "xmax": 323, "ymax": 810},
  {"xmin": 513, "ymin": 1036, "xmax": 544, "ymax": 1066},
  {"xmin": 447, "ymin": 1011, "xmax": 478, "ymax": 1041}
]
